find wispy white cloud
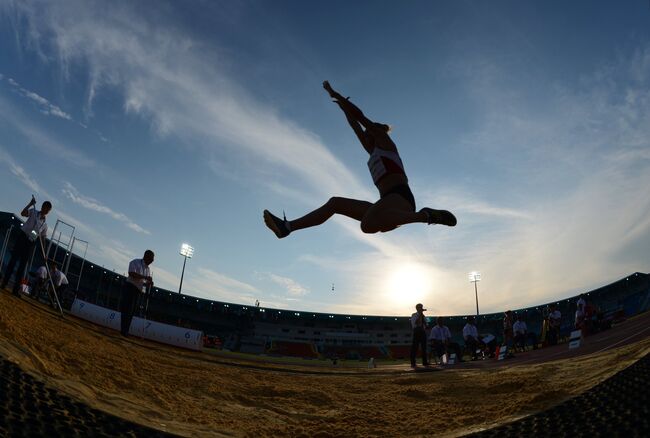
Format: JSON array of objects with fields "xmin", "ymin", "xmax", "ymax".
[
  {"xmin": 49, "ymin": 209, "xmax": 133, "ymax": 275},
  {"xmin": 61, "ymin": 182, "xmax": 150, "ymax": 235},
  {"xmin": 415, "ymin": 186, "xmax": 532, "ymax": 221},
  {"xmin": 23, "ymin": 89, "xmax": 72, "ymax": 120},
  {"xmin": 0, "ymin": 94, "xmax": 96, "ymax": 168},
  {"xmin": 182, "ymin": 267, "xmax": 259, "ymax": 303},
  {"xmin": 54, "ymin": 209, "xmax": 162, "ymax": 281},
  {"xmin": 2, "ymin": 75, "xmax": 72, "ymax": 120},
  {"xmin": 1, "ymin": 72, "xmax": 110, "ymax": 143},
  {"xmin": 0, "ymin": 1, "xmax": 371, "ymax": 198},
  {"xmin": 259, "ymin": 272, "xmax": 309, "ymax": 297},
  {"xmin": 0, "ymin": 145, "xmax": 57, "ymax": 202},
  {"xmin": 0, "ymin": 149, "xmax": 40, "ymax": 193}
]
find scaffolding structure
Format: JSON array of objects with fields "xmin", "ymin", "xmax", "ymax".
[
  {"xmin": 20, "ymin": 219, "xmax": 90, "ymax": 310},
  {"xmin": 1, "ymin": 214, "xmax": 90, "ymax": 311},
  {"xmin": 44, "ymin": 219, "xmax": 76, "ymax": 270},
  {"xmin": 68, "ymin": 236, "xmax": 89, "ymax": 291},
  {"xmin": 0, "ymin": 224, "xmax": 14, "ymax": 267}
]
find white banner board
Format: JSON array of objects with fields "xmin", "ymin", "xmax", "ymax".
[
  {"xmin": 569, "ymin": 329, "xmax": 582, "ymax": 349},
  {"xmin": 442, "ymin": 353, "xmax": 456, "ymax": 365},
  {"xmin": 70, "ymin": 299, "xmax": 203, "ymax": 351}
]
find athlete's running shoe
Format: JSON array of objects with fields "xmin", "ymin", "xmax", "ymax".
[
  {"xmin": 263, "ymin": 210, "xmax": 291, "ymax": 238},
  {"xmin": 420, "ymin": 208, "xmax": 457, "ymax": 227}
]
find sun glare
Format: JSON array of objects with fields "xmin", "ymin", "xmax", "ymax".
[{"xmin": 386, "ymin": 263, "xmax": 431, "ymax": 307}]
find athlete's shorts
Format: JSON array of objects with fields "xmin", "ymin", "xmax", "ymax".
[{"xmin": 381, "ymin": 184, "xmax": 416, "ymax": 211}]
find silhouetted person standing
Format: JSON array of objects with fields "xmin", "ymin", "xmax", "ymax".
[
  {"xmin": 410, "ymin": 303, "xmax": 429, "ymax": 368},
  {"xmin": 548, "ymin": 304, "xmax": 562, "ymax": 346},
  {"xmin": 120, "ymin": 250, "xmax": 154, "ymax": 337},
  {"xmin": 1, "ymin": 196, "xmax": 51, "ymax": 297},
  {"xmin": 463, "ymin": 316, "xmax": 480, "ymax": 360}
]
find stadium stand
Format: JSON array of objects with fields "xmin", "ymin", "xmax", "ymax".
[
  {"xmin": 1, "ymin": 211, "xmax": 649, "ymax": 362},
  {"xmin": 321, "ymin": 345, "xmax": 387, "ymax": 360},
  {"xmin": 386, "ymin": 345, "xmax": 412, "ymax": 360},
  {"xmin": 267, "ymin": 340, "xmax": 318, "ymax": 359},
  {"xmin": 238, "ymin": 337, "xmax": 267, "ymax": 355}
]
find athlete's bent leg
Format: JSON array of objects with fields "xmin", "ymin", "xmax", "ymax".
[
  {"xmin": 360, "ymin": 195, "xmax": 427, "ymax": 234},
  {"xmin": 290, "ymin": 197, "xmax": 372, "ymax": 231},
  {"xmin": 264, "ymin": 197, "xmax": 372, "ymax": 238},
  {"xmin": 359, "ymin": 195, "xmax": 457, "ymax": 234}
]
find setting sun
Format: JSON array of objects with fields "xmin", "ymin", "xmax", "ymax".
[{"xmin": 386, "ymin": 262, "xmax": 431, "ymax": 307}]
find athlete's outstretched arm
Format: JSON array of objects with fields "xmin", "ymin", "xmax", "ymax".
[
  {"xmin": 339, "ymin": 105, "xmax": 373, "ymax": 154},
  {"xmin": 323, "ymin": 81, "xmax": 375, "ymax": 129}
]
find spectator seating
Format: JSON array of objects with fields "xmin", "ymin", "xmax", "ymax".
[
  {"xmin": 356, "ymin": 346, "xmax": 386, "ymax": 360},
  {"xmin": 238, "ymin": 337, "xmax": 266, "ymax": 354},
  {"xmin": 267, "ymin": 340, "xmax": 318, "ymax": 358},
  {"xmin": 320, "ymin": 345, "xmax": 387, "ymax": 360},
  {"xmin": 387, "ymin": 345, "xmax": 412, "ymax": 360}
]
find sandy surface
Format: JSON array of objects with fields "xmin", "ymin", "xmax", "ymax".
[{"xmin": 1, "ymin": 292, "xmax": 649, "ymax": 437}]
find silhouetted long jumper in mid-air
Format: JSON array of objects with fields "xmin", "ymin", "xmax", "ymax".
[{"xmin": 264, "ymin": 81, "xmax": 456, "ymax": 239}]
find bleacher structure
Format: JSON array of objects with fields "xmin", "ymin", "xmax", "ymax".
[{"xmin": 1, "ymin": 211, "xmax": 649, "ymax": 361}]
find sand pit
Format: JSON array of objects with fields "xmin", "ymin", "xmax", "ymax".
[{"xmin": 1, "ymin": 292, "xmax": 649, "ymax": 437}]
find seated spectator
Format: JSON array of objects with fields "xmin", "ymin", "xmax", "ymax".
[
  {"xmin": 577, "ymin": 294, "xmax": 586, "ymax": 312},
  {"xmin": 463, "ymin": 316, "xmax": 480, "ymax": 360},
  {"xmin": 50, "ymin": 262, "xmax": 69, "ymax": 308},
  {"xmin": 513, "ymin": 314, "xmax": 528, "ymax": 352},
  {"xmin": 576, "ymin": 294, "xmax": 588, "ymax": 334},
  {"xmin": 575, "ymin": 307, "xmax": 585, "ymax": 330},
  {"xmin": 29, "ymin": 264, "xmax": 49, "ymax": 300},
  {"xmin": 547, "ymin": 304, "xmax": 562, "ymax": 345},
  {"xmin": 429, "ymin": 317, "xmax": 449, "ymax": 363},
  {"xmin": 429, "ymin": 317, "xmax": 463, "ymax": 364}
]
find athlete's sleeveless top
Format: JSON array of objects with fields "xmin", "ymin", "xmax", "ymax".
[{"xmin": 367, "ymin": 147, "xmax": 406, "ymax": 185}]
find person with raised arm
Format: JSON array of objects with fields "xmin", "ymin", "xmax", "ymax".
[
  {"xmin": 263, "ymin": 81, "xmax": 456, "ymax": 239},
  {"xmin": 1, "ymin": 195, "xmax": 52, "ymax": 297}
]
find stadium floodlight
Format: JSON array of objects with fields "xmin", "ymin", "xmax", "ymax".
[
  {"xmin": 180, "ymin": 243, "xmax": 194, "ymax": 258},
  {"xmin": 178, "ymin": 243, "xmax": 194, "ymax": 294},
  {"xmin": 469, "ymin": 271, "xmax": 481, "ymax": 317}
]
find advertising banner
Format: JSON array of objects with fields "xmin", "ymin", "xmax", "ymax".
[{"xmin": 70, "ymin": 299, "xmax": 203, "ymax": 351}]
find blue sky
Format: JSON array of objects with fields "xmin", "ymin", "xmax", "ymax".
[{"xmin": 1, "ymin": 0, "xmax": 649, "ymax": 316}]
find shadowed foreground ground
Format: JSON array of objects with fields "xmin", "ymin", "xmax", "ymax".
[{"xmin": 1, "ymin": 292, "xmax": 649, "ymax": 437}]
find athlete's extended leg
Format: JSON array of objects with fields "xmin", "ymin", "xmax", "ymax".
[
  {"xmin": 419, "ymin": 207, "xmax": 457, "ymax": 227},
  {"xmin": 360, "ymin": 195, "xmax": 456, "ymax": 234},
  {"xmin": 264, "ymin": 197, "xmax": 372, "ymax": 238}
]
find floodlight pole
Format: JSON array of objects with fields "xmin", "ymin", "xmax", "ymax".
[
  {"xmin": 469, "ymin": 272, "xmax": 481, "ymax": 317},
  {"xmin": 178, "ymin": 243, "xmax": 194, "ymax": 294},
  {"xmin": 179, "ymin": 255, "xmax": 188, "ymax": 294}
]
